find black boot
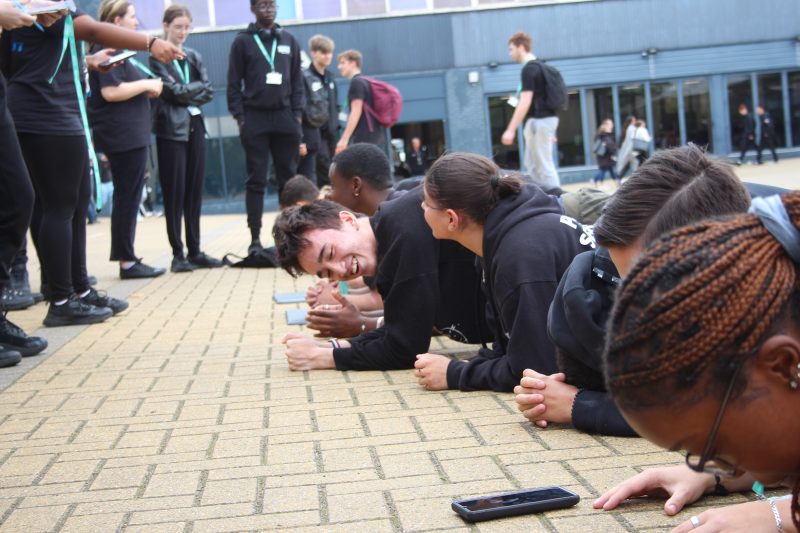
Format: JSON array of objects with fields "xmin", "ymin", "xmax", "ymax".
[
  {"xmin": 10, "ymin": 261, "xmax": 43, "ymax": 304},
  {"xmin": 0, "ymin": 312, "xmax": 47, "ymax": 357}
]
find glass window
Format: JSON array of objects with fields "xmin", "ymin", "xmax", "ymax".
[
  {"xmin": 790, "ymin": 72, "xmax": 800, "ymax": 147},
  {"xmin": 390, "ymin": 0, "xmax": 426, "ymax": 10},
  {"xmin": 347, "ymin": 0, "xmax": 387, "ymax": 16},
  {"xmin": 651, "ymin": 81, "xmax": 679, "ymax": 149},
  {"xmin": 488, "ymin": 95, "xmax": 519, "ymax": 170},
  {"xmin": 683, "ymin": 78, "xmax": 713, "ymax": 151},
  {"xmin": 134, "ymin": 0, "xmax": 167, "ymax": 31},
  {"xmin": 757, "ymin": 73, "xmax": 786, "ymax": 148},
  {"xmin": 557, "ymin": 90, "xmax": 585, "ymax": 167},
  {"xmin": 214, "ymin": 2, "xmax": 252, "ymax": 26},
  {"xmin": 618, "ymin": 83, "xmax": 646, "ymax": 127},
  {"xmin": 727, "ymin": 74, "xmax": 753, "ymax": 150},
  {"xmin": 433, "ymin": 0, "xmax": 470, "ymax": 7},
  {"xmin": 179, "ymin": 0, "xmax": 209, "ymax": 27},
  {"xmin": 278, "ymin": 1, "xmax": 296, "ymax": 19},
  {"xmin": 587, "ymin": 87, "xmax": 613, "ymax": 135},
  {"xmin": 302, "ymin": 0, "xmax": 342, "ymax": 18},
  {"xmin": 203, "ymin": 139, "xmax": 227, "ymax": 200}
]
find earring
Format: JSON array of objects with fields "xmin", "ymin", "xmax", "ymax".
[
  {"xmin": 354, "ymin": 192, "xmax": 360, "ymax": 198},
  {"xmin": 791, "ymin": 380, "xmax": 799, "ymax": 390}
]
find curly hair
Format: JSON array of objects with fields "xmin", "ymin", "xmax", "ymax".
[
  {"xmin": 271, "ymin": 200, "xmax": 344, "ymax": 277},
  {"xmin": 603, "ymin": 191, "xmax": 800, "ymax": 529}
]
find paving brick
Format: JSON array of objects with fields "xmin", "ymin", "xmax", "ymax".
[
  {"xmin": 143, "ymin": 471, "xmax": 202, "ymax": 498},
  {"xmin": 202, "ymin": 477, "xmax": 258, "ymax": 506},
  {"xmin": 90, "ymin": 465, "xmax": 149, "ymax": 490},
  {"xmin": 328, "ymin": 490, "xmax": 389, "ymax": 523},
  {"xmin": 38, "ymin": 459, "xmax": 101, "ymax": 485},
  {"xmin": 0, "ymin": 505, "xmax": 68, "ymax": 533},
  {"xmin": 60, "ymin": 512, "xmax": 125, "ymax": 532},
  {"xmin": 263, "ymin": 484, "xmax": 319, "ymax": 513},
  {"xmin": 212, "ymin": 435, "xmax": 262, "ymax": 458}
]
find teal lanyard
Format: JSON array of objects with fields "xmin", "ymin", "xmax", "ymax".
[
  {"xmin": 252, "ymin": 34, "xmax": 277, "ymax": 71},
  {"xmin": 516, "ymin": 82, "xmax": 522, "ymax": 97},
  {"xmin": 48, "ymin": 15, "xmax": 103, "ymax": 210},
  {"xmin": 129, "ymin": 57, "xmax": 156, "ymax": 78},
  {"xmin": 172, "ymin": 59, "xmax": 190, "ymax": 84}
]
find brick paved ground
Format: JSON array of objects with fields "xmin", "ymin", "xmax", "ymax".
[{"xmin": 0, "ymin": 160, "xmax": 794, "ymax": 532}]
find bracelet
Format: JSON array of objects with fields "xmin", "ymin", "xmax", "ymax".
[
  {"xmin": 768, "ymin": 497, "xmax": 784, "ymax": 533},
  {"xmin": 147, "ymin": 35, "xmax": 156, "ymax": 52},
  {"xmin": 329, "ymin": 338, "xmax": 340, "ymax": 349},
  {"xmin": 360, "ymin": 319, "xmax": 366, "ymax": 333},
  {"xmin": 711, "ymin": 473, "xmax": 729, "ymax": 496},
  {"xmin": 376, "ymin": 316, "xmax": 384, "ymax": 328}
]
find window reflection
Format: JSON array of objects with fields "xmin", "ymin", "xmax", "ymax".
[
  {"xmin": 790, "ymin": 72, "xmax": 800, "ymax": 147},
  {"xmin": 757, "ymin": 73, "xmax": 786, "ymax": 148},
  {"xmin": 651, "ymin": 82, "xmax": 679, "ymax": 149},
  {"xmin": 488, "ymin": 96, "xmax": 520, "ymax": 170},
  {"xmin": 683, "ymin": 79, "xmax": 713, "ymax": 150},
  {"xmin": 727, "ymin": 75, "xmax": 753, "ymax": 150},
  {"xmin": 557, "ymin": 90, "xmax": 585, "ymax": 167}
]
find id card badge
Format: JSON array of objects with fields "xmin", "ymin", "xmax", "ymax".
[
  {"xmin": 188, "ymin": 106, "xmax": 202, "ymax": 116},
  {"xmin": 338, "ymin": 111, "xmax": 348, "ymax": 122},
  {"xmin": 507, "ymin": 96, "xmax": 520, "ymax": 108},
  {"xmin": 266, "ymin": 72, "xmax": 283, "ymax": 85}
]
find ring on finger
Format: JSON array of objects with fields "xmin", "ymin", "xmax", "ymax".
[{"xmin": 690, "ymin": 516, "xmax": 701, "ymax": 529}]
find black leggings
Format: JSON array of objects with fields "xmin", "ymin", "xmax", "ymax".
[
  {"xmin": 18, "ymin": 133, "xmax": 90, "ymax": 302},
  {"xmin": 0, "ymin": 107, "xmax": 34, "ymax": 287},
  {"xmin": 156, "ymin": 115, "xmax": 206, "ymax": 259},
  {"xmin": 108, "ymin": 147, "xmax": 148, "ymax": 261}
]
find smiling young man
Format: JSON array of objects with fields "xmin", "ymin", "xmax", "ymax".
[
  {"xmin": 272, "ymin": 190, "xmax": 489, "ymax": 372},
  {"xmin": 227, "ymin": 0, "xmax": 304, "ymax": 254}
]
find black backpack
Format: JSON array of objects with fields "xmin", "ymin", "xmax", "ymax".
[
  {"xmin": 535, "ymin": 61, "xmax": 568, "ymax": 113},
  {"xmin": 222, "ymin": 247, "xmax": 279, "ymax": 268},
  {"xmin": 303, "ymin": 70, "xmax": 329, "ymax": 129}
]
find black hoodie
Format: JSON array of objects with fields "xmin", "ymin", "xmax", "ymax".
[
  {"xmin": 446, "ymin": 184, "xmax": 595, "ymax": 392},
  {"xmin": 332, "ymin": 188, "xmax": 488, "ymax": 370},
  {"xmin": 547, "ymin": 247, "xmax": 636, "ymax": 437},
  {"xmin": 227, "ymin": 23, "xmax": 304, "ymax": 135}
]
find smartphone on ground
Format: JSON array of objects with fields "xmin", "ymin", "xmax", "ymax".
[{"xmin": 451, "ymin": 486, "xmax": 580, "ymax": 522}]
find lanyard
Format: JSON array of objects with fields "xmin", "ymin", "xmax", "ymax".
[
  {"xmin": 172, "ymin": 59, "xmax": 190, "ymax": 84},
  {"xmin": 252, "ymin": 34, "xmax": 277, "ymax": 71},
  {"xmin": 129, "ymin": 56, "xmax": 156, "ymax": 78},
  {"xmin": 48, "ymin": 15, "xmax": 103, "ymax": 210}
]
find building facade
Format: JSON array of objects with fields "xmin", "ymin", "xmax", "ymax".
[{"xmin": 99, "ymin": 0, "xmax": 800, "ymax": 205}]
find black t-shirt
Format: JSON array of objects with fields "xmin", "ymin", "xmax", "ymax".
[
  {"xmin": 5, "ymin": 10, "xmax": 88, "ymax": 136},
  {"xmin": 88, "ymin": 46, "xmax": 151, "ymax": 154},
  {"xmin": 521, "ymin": 60, "xmax": 555, "ymax": 119},
  {"xmin": 348, "ymin": 75, "xmax": 385, "ymax": 146}
]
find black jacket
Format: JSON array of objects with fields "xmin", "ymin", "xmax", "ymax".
[
  {"xmin": 446, "ymin": 184, "xmax": 595, "ymax": 392},
  {"xmin": 227, "ymin": 23, "xmax": 304, "ymax": 135},
  {"xmin": 594, "ymin": 132, "xmax": 617, "ymax": 168},
  {"xmin": 149, "ymin": 47, "xmax": 213, "ymax": 142},
  {"xmin": 547, "ymin": 248, "xmax": 636, "ymax": 437},
  {"xmin": 309, "ymin": 64, "xmax": 339, "ymax": 137},
  {"xmin": 332, "ymin": 189, "xmax": 489, "ymax": 370},
  {"xmin": 741, "ymin": 113, "xmax": 756, "ymax": 139},
  {"xmin": 759, "ymin": 111, "xmax": 776, "ymax": 139},
  {"xmin": 300, "ymin": 69, "xmax": 322, "ymax": 150}
]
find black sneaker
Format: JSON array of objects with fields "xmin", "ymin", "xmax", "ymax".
[
  {"xmin": 0, "ymin": 346, "xmax": 21, "ymax": 368},
  {"xmin": 0, "ymin": 313, "xmax": 47, "ymax": 357},
  {"xmin": 0, "ymin": 285, "xmax": 35, "ymax": 311},
  {"xmin": 120, "ymin": 260, "xmax": 166, "ymax": 280},
  {"xmin": 31, "ymin": 292, "xmax": 44, "ymax": 304},
  {"xmin": 171, "ymin": 257, "xmax": 197, "ymax": 273},
  {"xmin": 80, "ymin": 288, "xmax": 128, "ymax": 315},
  {"xmin": 248, "ymin": 239, "xmax": 263, "ymax": 255},
  {"xmin": 43, "ymin": 296, "xmax": 113, "ymax": 327},
  {"xmin": 87, "ymin": 275, "xmax": 97, "ymax": 286},
  {"xmin": 188, "ymin": 252, "xmax": 223, "ymax": 269}
]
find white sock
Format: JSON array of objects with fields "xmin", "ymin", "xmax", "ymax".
[
  {"xmin": 55, "ymin": 299, "xmax": 68, "ymax": 306},
  {"xmin": 79, "ymin": 290, "xmax": 90, "ymax": 298}
]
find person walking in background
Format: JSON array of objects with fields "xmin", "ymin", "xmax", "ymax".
[
  {"xmin": 631, "ymin": 119, "xmax": 651, "ymax": 169},
  {"xmin": 151, "ymin": 5, "xmax": 222, "ymax": 273},
  {"xmin": 90, "ymin": 0, "xmax": 166, "ymax": 280},
  {"xmin": 501, "ymin": 32, "xmax": 561, "ymax": 190},
  {"xmin": 736, "ymin": 103, "xmax": 758, "ymax": 165},
  {"xmin": 591, "ymin": 119, "xmax": 618, "ymax": 188},
  {"xmin": 405, "ymin": 137, "xmax": 428, "ymax": 178},
  {"xmin": 307, "ymin": 34, "xmax": 339, "ymax": 187},
  {"xmin": 336, "ymin": 49, "xmax": 386, "ymax": 153},
  {"xmin": 756, "ymin": 104, "xmax": 779, "ymax": 164},
  {"xmin": 227, "ymin": 0, "xmax": 304, "ymax": 254},
  {"xmin": 615, "ymin": 115, "xmax": 636, "ymax": 178}
]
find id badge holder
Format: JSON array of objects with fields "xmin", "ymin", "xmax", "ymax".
[
  {"xmin": 188, "ymin": 106, "xmax": 202, "ymax": 116},
  {"xmin": 266, "ymin": 72, "xmax": 283, "ymax": 85}
]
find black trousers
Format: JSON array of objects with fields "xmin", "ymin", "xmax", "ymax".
[
  {"xmin": 108, "ymin": 146, "xmax": 148, "ymax": 261},
  {"xmin": 297, "ymin": 148, "xmax": 317, "ymax": 184},
  {"xmin": 242, "ymin": 130, "xmax": 299, "ymax": 233},
  {"xmin": 739, "ymin": 134, "xmax": 759, "ymax": 162},
  {"xmin": 19, "ymin": 133, "xmax": 90, "ymax": 302},
  {"xmin": 156, "ymin": 116, "xmax": 206, "ymax": 259},
  {"xmin": 315, "ymin": 130, "xmax": 336, "ymax": 187},
  {"xmin": 0, "ymin": 107, "xmax": 34, "ymax": 287},
  {"xmin": 758, "ymin": 134, "xmax": 778, "ymax": 163}
]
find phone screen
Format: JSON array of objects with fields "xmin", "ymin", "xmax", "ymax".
[{"xmin": 460, "ymin": 488, "xmax": 573, "ymax": 511}]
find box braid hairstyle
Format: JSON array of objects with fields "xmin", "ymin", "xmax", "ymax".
[{"xmin": 604, "ymin": 190, "xmax": 800, "ymax": 529}]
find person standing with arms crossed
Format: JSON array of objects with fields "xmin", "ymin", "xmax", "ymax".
[
  {"xmin": 227, "ymin": 0, "xmax": 304, "ymax": 254},
  {"xmin": 502, "ymin": 32, "xmax": 560, "ymax": 190}
]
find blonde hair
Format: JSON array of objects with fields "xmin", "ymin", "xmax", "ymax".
[
  {"xmin": 309, "ymin": 35, "xmax": 334, "ymax": 54},
  {"xmin": 337, "ymin": 49, "xmax": 362, "ymax": 68},
  {"xmin": 97, "ymin": 0, "xmax": 131, "ymax": 23}
]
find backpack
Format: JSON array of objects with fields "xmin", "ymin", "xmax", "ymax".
[
  {"xmin": 302, "ymin": 70, "xmax": 329, "ymax": 129},
  {"xmin": 222, "ymin": 247, "xmax": 279, "ymax": 268},
  {"xmin": 361, "ymin": 77, "xmax": 403, "ymax": 130},
  {"xmin": 534, "ymin": 61, "xmax": 568, "ymax": 113}
]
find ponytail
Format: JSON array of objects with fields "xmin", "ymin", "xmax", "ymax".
[{"xmin": 425, "ymin": 152, "xmax": 522, "ymax": 225}]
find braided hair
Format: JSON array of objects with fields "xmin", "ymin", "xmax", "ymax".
[{"xmin": 604, "ymin": 191, "xmax": 800, "ymax": 529}]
